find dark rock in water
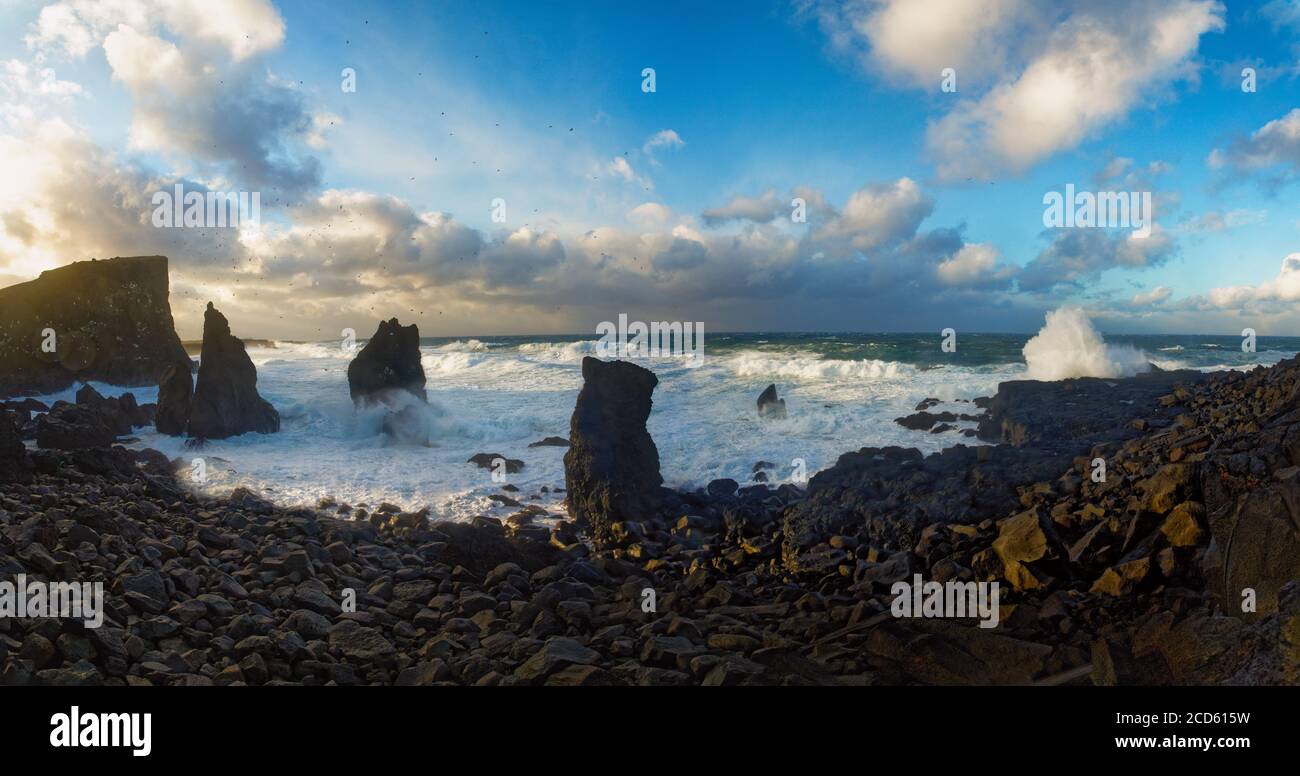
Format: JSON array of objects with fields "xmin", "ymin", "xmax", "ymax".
[
  {"xmin": 915, "ymin": 398, "xmax": 941, "ymax": 411},
  {"xmin": 0, "ymin": 256, "xmax": 189, "ymax": 398},
  {"xmin": 468, "ymin": 453, "xmax": 523, "ymax": 473},
  {"xmin": 757, "ymin": 384, "xmax": 787, "ymax": 419},
  {"xmin": 976, "ymin": 370, "xmax": 1209, "ymax": 452},
  {"xmin": 564, "ymin": 357, "xmax": 663, "ymax": 547},
  {"xmin": 347, "ymin": 319, "xmax": 426, "ymax": 406},
  {"xmin": 74, "ymin": 384, "xmax": 152, "ymax": 434},
  {"xmin": 154, "ymin": 359, "xmax": 194, "ymax": 436},
  {"xmin": 35, "ymin": 403, "xmax": 118, "ymax": 450},
  {"xmin": 186, "ymin": 303, "xmax": 279, "ymax": 440},
  {"xmin": 528, "ymin": 436, "xmax": 570, "ymax": 448},
  {"xmin": 895, "ymin": 410, "xmax": 956, "ymax": 431},
  {"xmin": 0, "ymin": 411, "xmax": 33, "ymax": 483}
]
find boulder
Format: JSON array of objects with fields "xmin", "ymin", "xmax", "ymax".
[
  {"xmin": 73, "ymin": 384, "xmax": 152, "ymax": 434},
  {"xmin": 0, "ymin": 256, "xmax": 189, "ymax": 398},
  {"xmin": 757, "ymin": 384, "xmax": 787, "ymax": 419},
  {"xmin": 35, "ymin": 403, "xmax": 119, "ymax": 450},
  {"xmin": 564, "ymin": 357, "xmax": 663, "ymax": 547},
  {"xmin": 347, "ymin": 319, "xmax": 426, "ymax": 406},
  {"xmin": 0, "ymin": 410, "xmax": 33, "ymax": 483},
  {"xmin": 186, "ymin": 303, "xmax": 279, "ymax": 440},
  {"xmin": 155, "ymin": 359, "xmax": 194, "ymax": 436}
]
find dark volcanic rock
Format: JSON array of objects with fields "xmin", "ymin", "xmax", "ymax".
[
  {"xmin": 36, "ymin": 403, "xmax": 118, "ymax": 450},
  {"xmin": 347, "ymin": 319, "xmax": 426, "ymax": 406},
  {"xmin": 0, "ymin": 411, "xmax": 33, "ymax": 483},
  {"xmin": 74, "ymin": 384, "xmax": 151, "ymax": 434},
  {"xmin": 564, "ymin": 357, "xmax": 663, "ymax": 547},
  {"xmin": 757, "ymin": 384, "xmax": 787, "ymax": 419},
  {"xmin": 155, "ymin": 359, "xmax": 194, "ymax": 436},
  {"xmin": 976, "ymin": 370, "xmax": 1209, "ymax": 452},
  {"xmin": 186, "ymin": 303, "xmax": 279, "ymax": 440},
  {"xmin": 528, "ymin": 436, "xmax": 570, "ymax": 448},
  {"xmin": 0, "ymin": 256, "xmax": 189, "ymax": 398}
]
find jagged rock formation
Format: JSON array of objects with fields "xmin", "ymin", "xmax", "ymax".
[
  {"xmin": 186, "ymin": 303, "xmax": 279, "ymax": 440},
  {"xmin": 347, "ymin": 319, "xmax": 427, "ymax": 406},
  {"xmin": 757, "ymin": 384, "xmax": 786, "ymax": 419},
  {"xmin": 0, "ymin": 256, "xmax": 188, "ymax": 398},
  {"xmin": 33, "ymin": 385, "xmax": 153, "ymax": 450},
  {"xmin": 154, "ymin": 359, "xmax": 194, "ymax": 436},
  {"xmin": 564, "ymin": 358, "xmax": 664, "ymax": 546}
]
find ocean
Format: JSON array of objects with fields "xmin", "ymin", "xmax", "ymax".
[{"xmin": 23, "ymin": 329, "xmax": 1300, "ymax": 523}]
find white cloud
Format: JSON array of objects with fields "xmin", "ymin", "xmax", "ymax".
[
  {"xmin": 0, "ymin": 59, "xmax": 83, "ymax": 99},
  {"xmin": 1208, "ymin": 108, "xmax": 1300, "ymax": 175},
  {"xmin": 812, "ymin": 177, "xmax": 932, "ymax": 252},
  {"xmin": 26, "ymin": 0, "xmax": 284, "ymax": 61},
  {"xmin": 937, "ymin": 242, "xmax": 1006, "ymax": 285},
  {"xmin": 819, "ymin": 0, "xmax": 1224, "ymax": 180},
  {"xmin": 702, "ymin": 189, "xmax": 784, "ymax": 225},
  {"xmin": 1132, "ymin": 286, "xmax": 1172, "ymax": 305},
  {"xmin": 642, "ymin": 129, "xmax": 684, "ymax": 155}
]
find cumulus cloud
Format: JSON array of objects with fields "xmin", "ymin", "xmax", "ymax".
[
  {"xmin": 26, "ymin": 0, "xmax": 285, "ymax": 60},
  {"xmin": 1019, "ymin": 226, "xmax": 1178, "ymax": 292},
  {"xmin": 702, "ymin": 190, "xmax": 784, "ymax": 225},
  {"xmin": 25, "ymin": 0, "xmax": 320, "ymax": 197},
  {"xmin": 936, "ymin": 243, "xmax": 1016, "ymax": 286},
  {"xmin": 1201, "ymin": 253, "xmax": 1300, "ymax": 309},
  {"xmin": 1208, "ymin": 108, "xmax": 1300, "ymax": 189},
  {"xmin": 811, "ymin": 177, "xmax": 932, "ymax": 253},
  {"xmin": 814, "ymin": 0, "xmax": 1224, "ymax": 180}
]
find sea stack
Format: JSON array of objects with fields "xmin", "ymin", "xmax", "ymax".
[
  {"xmin": 155, "ymin": 358, "xmax": 195, "ymax": 436},
  {"xmin": 347, "ymin": 319, "xmax": 427, "ymax": 406},
  {"xmin": 186, "ymin": 302, "xmax": 279, "ymax": 440},
  {"xmin": 564, "ymin": 357, "xmax": 663, "ymax": 547},
  {"xmin": 0, "ymin": 256, "xmax": 189, "ymax": 398},
  {"xmin": 757, "ymin": 383, "xmax": 787, "ymax": 419}
]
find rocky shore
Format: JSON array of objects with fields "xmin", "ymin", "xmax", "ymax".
[{"xmin": 3, "ymin": 349, "xmax": 1300, "ymax": 685}]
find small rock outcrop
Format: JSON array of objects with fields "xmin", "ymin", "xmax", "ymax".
[
  {"xmin": 186, "ymin": 303, "xmax": 279, "ymax": 440},
  {"xmin": 757, "ymin": 384, "xmax": 786, "ymax": 419},
  {"xmin": 33, "ymin": 385, "xmax": 153, "ymax": 450},
  {"xmin": 564, "ymin": 358, "xmax": 663, "ymax": 547},
  {"xmin": 155, "ymin": 359, "xmax": 194, "ymax": 436},
  {"xmin": 347, "ymin": 319, "xmax": 426, "ymax": 406},
  {"xmin": 0, "ymin": 410, "xmax": 33, "ymax": 483},
  {"xmin": 0, "ymin": 256, "xmax": 189, "ymax": 398}
]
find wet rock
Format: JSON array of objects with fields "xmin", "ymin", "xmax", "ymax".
[
  {"xmin": 347, "ymin": 318, "xmax": 426, "ymax": 406},
  {"xmin": 564, "ymin": 358, "xmax": 664, "ymax": 547},
  {"xmin": 0, "ymin": 256, "xmax": 189, "ymax": 398},
  {"xmin": 757, "ymin": 384, "xmax": 787, "ymax": 419},
  {"xmin": 186, "ymin": 303, "xmax": 279, "ymax": 439},
  {"xmin": 154, "ymin": 359, "xmax": 194, "ymax": 436}
]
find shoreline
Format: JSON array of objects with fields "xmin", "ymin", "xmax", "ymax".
[{"xmin": 5, "ymin": 355, "xmax": 1300, "ymax": 685}]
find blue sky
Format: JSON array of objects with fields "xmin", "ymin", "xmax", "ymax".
[{"xmin": 1, "ymin": 0, "xmax": 1299, "ymax": 338}]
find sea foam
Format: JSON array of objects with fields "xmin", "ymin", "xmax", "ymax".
[{"xmin": 1023, "ymin": 306, "xmax": 1151, "ymax": 381}]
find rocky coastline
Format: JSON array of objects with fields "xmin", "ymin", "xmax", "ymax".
[
  {"xmin": 2, "ymin": 256, "xmax": 1298, "ymax": 686},
  {"xmin": 4, "ymin": 344, "xmax": 1300, "ymax": 685}
]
